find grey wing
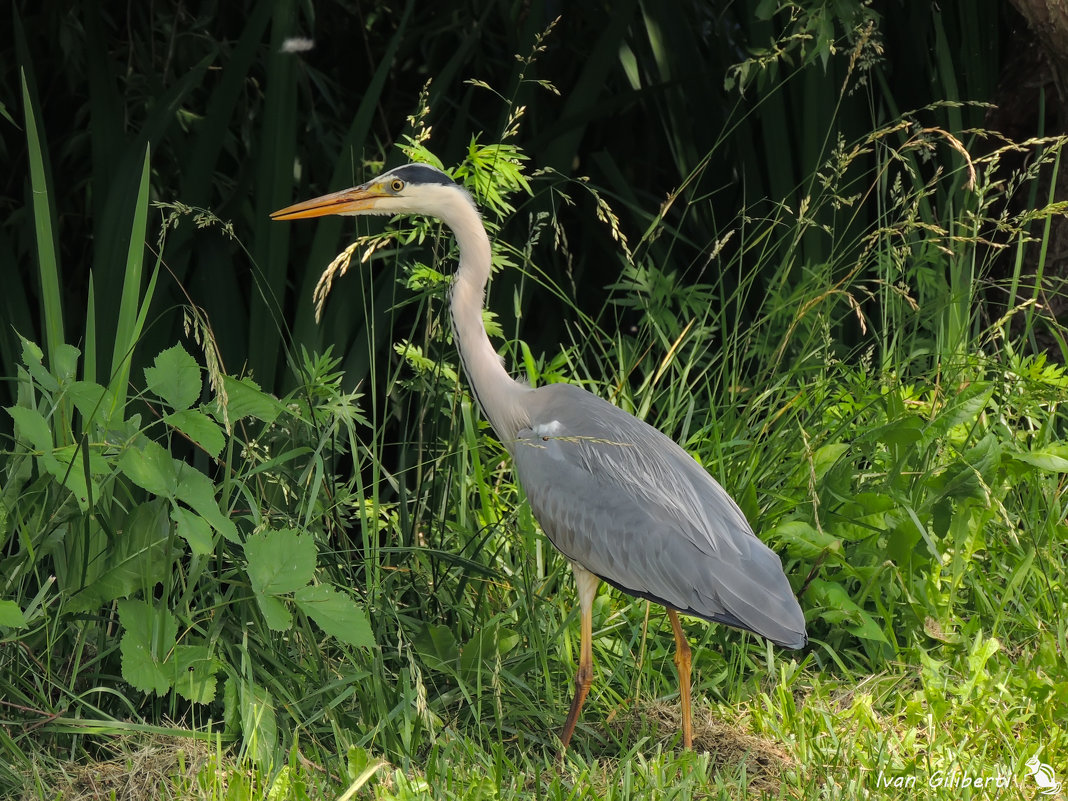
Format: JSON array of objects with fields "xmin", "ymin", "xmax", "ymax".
[{"xmin": 511, "ymin": 383, "xmax": 806, "ymax": 649}]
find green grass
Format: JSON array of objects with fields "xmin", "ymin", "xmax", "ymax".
[{"xmin": 3, "ymin": 6, "xmax": 1067, "ymax": 800}]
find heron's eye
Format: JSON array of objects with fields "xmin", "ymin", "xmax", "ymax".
[{"xmin": 390, "ymin": 179, "xmax": 404, "ymax": 192}]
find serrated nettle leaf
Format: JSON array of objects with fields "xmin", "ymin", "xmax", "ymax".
[
  {"xmin": 117, "ymin": 599, "xmax": 178, "ymax": 696},
  {"xmin": 293, "ymin": 584, "xmax": 374, "ymax": 648},
  {"xmin": 170, "ymin": 644, "xmax": 220, "ymax": 704},
  {"xmin": 144, "ymin": 344, "xmax": 202, "ymax": 411},
  {"xmin": 164, "ymin": 408, "xmax": 225, "ymax": 458},
  {"xmin": 119, "ymin": 438, "xmax": 179, "ymax": 497},
  {"xmin": 171, "ymin": 505, "xmax": 214, "ymax": 556},
  {"xmin": 245, "ymin": 528, "xmax": 317, "ymax": 596}
]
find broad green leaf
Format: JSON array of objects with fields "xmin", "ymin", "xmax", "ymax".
[
  {"xmin": 414, "ymin": 624, "xmax": 459, "ymax": 672},
  {"xmin": 119, "ymin": 439, "xmax": 179, "ymax": 497},
  {"xmin": 171, "ymin": 506, "xmax": 214, "ymax": 556},
  {"xmin": 68, "ymin": 380, "xmax": 116, "ymax": 425},
  {"xmin": 144, "ymin": 344, "xmax": 201, "ymax": 411},
  {"xmin": 174, "ymin": 466, "xmax": 239, "ymax": 543},
  {"xmin": 811, "ymin": 442, "xmax": 850, "ymax": 482},
  {"xmin": 256, "ymin": 594, "xmax": 292, "ymax": 631},
  {"xmin": 1012, "ymin": 445, "xmax": 1068, "ymax": 473},
  {"xmin": 118, "ymin": 599, "xmax": 177, "ymax": 695},
  {"xmin": 53, "ymin": 343, "xmax": 80, "ymax": 385},
  {"xmin": 170, "ymin": 644, "xmax": 219, "ymax": 704},
  {"xmin": 846, "ymin": 612, "xmax": 891, "ymax": 644},
  {"xmin": 925, "ymin": 382, "xmax": 993, "ymax": 442},
  {"xmin": 245, "ymin": 529, "xmax": 316, "ymax": 596},
  {"xmin": 44, "ymin": 444, "xmax": 101, "ymax": 511},
  {"xmin": 165, "ymin": 408, "xmax": 225, "ymax": 458},
  {"xmin": 215, "ymin": 374, "xmax": 283, "ymax": 424},
  {"xmin": 6, "ymin": 405, "xmax": 52, "ymax": 451},
  {"xmin": 294, "ymin": 584, "xmax": 374, "ymax": 648},
  {"xmin": 808, "ymin": 578, "xmax": 864, "ymax": 626},
  {"xmin": 770, "ymin": 520, "xmax": 842, "ymax": 560},
  {"xmin": 67, "ymin": 500, "xmax": 170, "ymax": 611},
  {"xmin": 0, "ymin": 600, "xmax": 27, "ymax": 629},
  {"xmin": 238, "ymin": 680, "xmax": 277, "ymax": 768}
]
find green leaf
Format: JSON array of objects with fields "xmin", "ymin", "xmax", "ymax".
[
  {"xmin": 238, "ymin": 680, "xmax": 277, "ymax": 768},
  {"xmin": 144, "ymin": 344, "xmax": 202, "ymax": 411},
  {"xmin": 171, "ymin": 506, "xmax": 214, "ymax": 556},
  {"xmin": 118, "ymin": 599, "xmax": 177, "ymax": 695},
  {"xmin": 170, "ymin": 644, "xmax": 220, "ymax": 704},
  {"xmin": 174, "ymin": 466, "xmax": 239, "ymax": 543},
  {"xmin": 119, "ymin": 439, "xmax": 179, "ymax": 497},
  {"xmin": 67, "ymin": 500, "xmax": 170, "ymax": 611},
  {"xmin": 294, "ymin": 584, "xmax": 374, "ymax": 649},
  {"xmin": 770, "ymin": 520, "xmax": 842, "ymax": 560},
  {"xmin": 846, "ymin": 612, "xmax": 891, "ymax": 644},
  {"xmin": 808, "ymin": 578, "xmax": 864, "ymax": 626},
  {"xmin": 811, "ymin": 442, "xmax": 850, "ymax": 482},
  {"xmin": 925, "ymin": 382, "xmax": 993, "ymax": 442},
  {"xmin": 6, "ymin": 405, "xmax": 52, "ymax": 451},
  {"xmin": 165, "ymin": 408, "xmax": 225, "ymax": 458},
  {"xmin": 414, "ymin": 624, "xmax": 459, "ymax": 672},
  {"xmin": 21, "ymin": 70, "xmax": 65, "ymax": 365},
  {"xmin": 109, "ymin": 147, "xmax": 154, "ymax": 416},
  {"xmin": 1012, "ymin": 445, "xmax": 1068, "ymax": 473},
  {"xmin": 256, "ymin": 594, "xmax": 292, "ymax": 631},
  {"xmin": 19, "ymin": 335, "xmax": 58, "ymax": 392},
  {"xmin": 215, "ymin": 375, "xmax": 284, "ymax": 424},
  {"xmin": 0, "ymin": 600, "xmax": 27, "ymax": 629},
  {"xmin": 68, "ymin": 380, "xmax": 116, "ymax": 425},
  {"xmin": 245, "ymin": 529, "xmax": 317, "ymax": 596}
]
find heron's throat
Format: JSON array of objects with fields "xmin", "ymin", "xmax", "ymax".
[{"xmin": 446, "ymin": 213, "xmax": 529, "ymax": 442}]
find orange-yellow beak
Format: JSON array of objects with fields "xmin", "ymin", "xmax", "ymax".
[{"xmin": 270, "ymin": 184, "xmax": 386, "ymax": 220}]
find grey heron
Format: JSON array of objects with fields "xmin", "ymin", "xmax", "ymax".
[{"xmin": 271, "ymin": 162, "xmax": 807, "ymax": 751}]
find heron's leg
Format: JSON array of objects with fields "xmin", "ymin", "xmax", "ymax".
[
  {"xmin": 560, "ymin": 563, "xmax": 600, "ymax": 752},
  {"xmin": 667, "ymin": 608, "xmax": 693, "ymax": 748}
]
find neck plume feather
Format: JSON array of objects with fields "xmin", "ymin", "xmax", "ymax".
[{"xmin": 438, "ymin": 197, "xmax": 529, "ymax": 442}]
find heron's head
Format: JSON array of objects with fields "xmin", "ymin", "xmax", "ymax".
[{"xmin": 270, "ymin": 163, "xmax": 476, "ymax": 223}]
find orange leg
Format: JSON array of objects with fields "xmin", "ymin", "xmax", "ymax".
[
  {"xmin": 560, "ymin": 564, "xmax": 600, "ymax": 753},
  {"xmin": 667, "ymin": 608, "xmax": 693, "ymax": 748}
]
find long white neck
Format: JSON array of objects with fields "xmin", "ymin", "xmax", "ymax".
[{"xmin": 438, "ymin": 198, "xmax": 530, "ymax": 442}]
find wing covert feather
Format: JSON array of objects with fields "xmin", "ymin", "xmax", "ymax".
[{"xmin": 510, "ymin": 383, "xmax": 806, "ymax": 649}]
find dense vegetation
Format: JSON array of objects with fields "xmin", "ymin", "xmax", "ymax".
[{"xmin": 2, "ymin": 1, "xmax": 1065, "ymax": 798}]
